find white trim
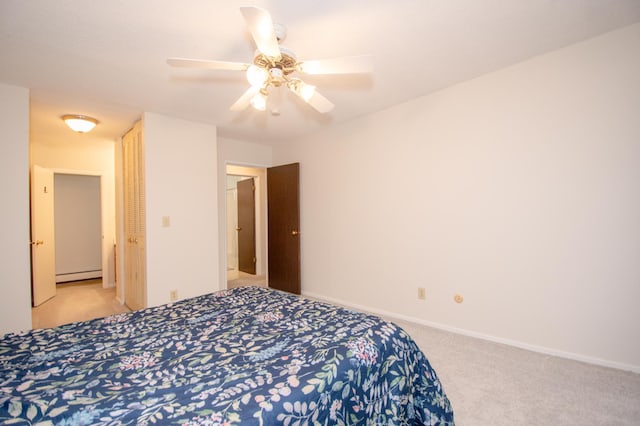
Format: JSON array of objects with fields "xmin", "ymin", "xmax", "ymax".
[
  {"xmin": 302, "ymin": 291, "xmax": 640, "ymax": 374},
  {"xmin": 48, "ymin": 167, "xmax": 102, "ymax": 177},
  {"xmin": 225, "ymin": 160, "xmax": 271, "ymax": 170},
  {"xmin": 56, "ymin": 270, "xmax": 102, "ymax": 283}
]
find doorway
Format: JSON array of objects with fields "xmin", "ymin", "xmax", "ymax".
[
  {"xmin": 30, "ymin": 166, "xmax": 111, "ymax": 307},
  {"xmin": 227, "ymin": 175, "xmax": 255, "ymax": 275},
  {"xmin": 224, "ymin": 162, "xmax": 301, "ymax": 294},
  {"xmin": 226, "ymin": 165, "xmax": 267, "ymax": 288},
  {"xmin": 54, "ymin": 173, "xmax": 102, "ymax": 283}
]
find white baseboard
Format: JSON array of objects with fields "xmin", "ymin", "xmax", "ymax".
[
  {"xmin": 56, "ymin": 270, "xmax": 102, "ymax": 283},
  {"xmin": 302, "ymin": 291, "xmax": 640, "ymax": 374}
]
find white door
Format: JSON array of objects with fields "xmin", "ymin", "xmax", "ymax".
[{"xmin": 31, "ymin": 165, "xmax": 56, "ymax": 306}]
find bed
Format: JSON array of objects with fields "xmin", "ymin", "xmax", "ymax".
[{"xmin": 0, "ymin": 286, "xmax": 454, "ymax": 425}]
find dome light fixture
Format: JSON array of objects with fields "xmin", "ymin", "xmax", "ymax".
[{"xmin": 61, "ymin": 114, "xmax": 99, "ymax": 133}]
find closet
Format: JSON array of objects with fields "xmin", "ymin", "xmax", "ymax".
[{"xmin": 122, "ymin": 121, "xmax": 146, "ymax": 310}]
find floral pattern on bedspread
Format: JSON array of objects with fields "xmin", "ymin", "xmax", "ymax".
[{"xmin": 0, "ymin": 286, "xmax": 454, "ymax": 425}]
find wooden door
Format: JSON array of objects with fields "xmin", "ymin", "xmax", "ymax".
[
  {"xmin": 31, "ymin": 165, "xmax": 57, "ymax": 306},
  {"xmin": 123, "ymin": 122, "xmax": 146, "ymax": 311},
  {"xmin": 267, "ymin": 163, "xmax": 300, "ymax": 294},
  {"xmin": 237, "ymin": 178, "xmax": 256, "ymax": 274}
]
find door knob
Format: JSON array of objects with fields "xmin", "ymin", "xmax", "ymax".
[
  {"xmin": 291, "ymin": 230, "xmax": 299, "ymax": 236},
  {"xmin": 236, "ymin": 227, "xmax": 242, "ymax": 231}
]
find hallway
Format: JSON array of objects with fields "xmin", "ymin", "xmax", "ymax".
[
  {"xmin": 31, "ymin": 279, "xmax": 130, "ymax": 329},
  {"xmin": 227, "ymin": 270, "xmax": 267, "ymax": 289}
]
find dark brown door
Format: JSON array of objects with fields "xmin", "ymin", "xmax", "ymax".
[
  {"xmin": 237, "ymin": 178, "xmax": 256, "ymax": 274},
  {"xmin": 267, "ymin": 163, "xmax": 300, "ymax": 294}
]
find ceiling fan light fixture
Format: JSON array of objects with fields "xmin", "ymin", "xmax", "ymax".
[
  {"xmin": 61, "ymin": 114, "xmax": 99, "ymax": 133},
  {"xmin": 298, "ymin": 82, "xmax": 316, "ymax": 102},
  {"xmin": 250, "ymin": 90, "xmax": 268, "ymax": 111},
  {"xmin": 288, "ymin": 79, "xmax": 316, "ymax": 103},
  {"xmin": 246, "ymin": 65, "xmax": 269, "ymax": 87}
]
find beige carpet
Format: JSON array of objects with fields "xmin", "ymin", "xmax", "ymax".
[
  {"xmin": 31, "ymin": 279, "xmax": 130, "ymax": 329},
  {"xmin": 391, "ymin": 317, "xmax": 640, "ymax": 425}
]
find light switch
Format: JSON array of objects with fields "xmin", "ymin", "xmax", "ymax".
[{"xmin": 162, "ymin": 216, "xmax": 171, "ymax": 227}]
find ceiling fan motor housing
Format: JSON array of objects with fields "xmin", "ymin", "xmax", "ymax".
[{"xmin": 253, "ymin": 45, "xmax": 298, "ymax": 82}]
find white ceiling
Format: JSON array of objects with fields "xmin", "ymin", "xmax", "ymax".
[{"xmin": 2, "ymin": 0, "xmax": 639, "ymax": 147}]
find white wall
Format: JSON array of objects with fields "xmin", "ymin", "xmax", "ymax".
[
  {"xmin": 31, "ymin": 138, "xmax": 117, "ymax": 287},
  {"xmin": 143, "ymin": 112, "xmax": 218, "ymax": 306},
  {"xmin": 273, "ymin": 24, "xmax": 640, "ymax": 371},
  {"xmin": 216, "ymin": 138, "xmax": 272, "ymax": 289},
  {"xmin": 54, "ymin": 174, "xmax": 102, "ymax": 282},
  {"xmin": 0, "ymin": 83, "xmax": 32, "ymax": 335}
]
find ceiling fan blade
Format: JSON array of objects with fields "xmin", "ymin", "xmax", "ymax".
[
  {"xmin": 307, "ymin": 90, "xmax": 335, "ymax": 113},
  {"xmin": 230, "ymin": 86, "xmax": 261, "ymax": 112},
  {"xmin": 298, "ymin": 55, "xmax": 373, "ymax": 75},
  {"xmin": 167, "ymin": 58, "xmax": 249, "ymax": 71},
  {"xmin": 240, "ymin": 6, "xmax": 281, "ymax": 59}
]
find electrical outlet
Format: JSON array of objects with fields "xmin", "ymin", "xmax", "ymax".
[
  {"xmin": 417, "ymin": 287, "xmax": 426, "ymax": 300},
  {"xmin": 169, "ymin": 290, "xmax": 178, "ymax": 302}
]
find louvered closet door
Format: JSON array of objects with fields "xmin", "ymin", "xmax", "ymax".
[{"xmin": 123, "ymin": 121, "xmax": 147, "ymax": 311}]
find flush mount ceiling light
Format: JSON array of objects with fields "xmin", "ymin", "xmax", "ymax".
[
  {"xmin": 61, "ymin": 114, "xmax": 99, "ymax": 133},
  {"xmin": 167, "ymin": 6, "xmax": 372, "ymax": 114}
]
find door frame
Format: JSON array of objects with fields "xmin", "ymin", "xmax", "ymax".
[
  {"xmin": 53, "ymin": 172, "xmax": 103, "ymax": 283},
  {"xmin": 36, "ymin": 167, "xmax": 111, "ymax": 289},
  {"xmin": 224, "ymin": 164, "xmax": 267, "ymax": 284}
]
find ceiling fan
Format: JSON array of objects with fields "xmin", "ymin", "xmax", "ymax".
[{"xmin": 167, "ymin": 6, "xmax": 372, "ymax": 114}]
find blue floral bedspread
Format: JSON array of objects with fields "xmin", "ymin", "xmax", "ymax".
[{"xmin": 0, "ymin": 286, "xmax": 454, "ymax": 425}]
